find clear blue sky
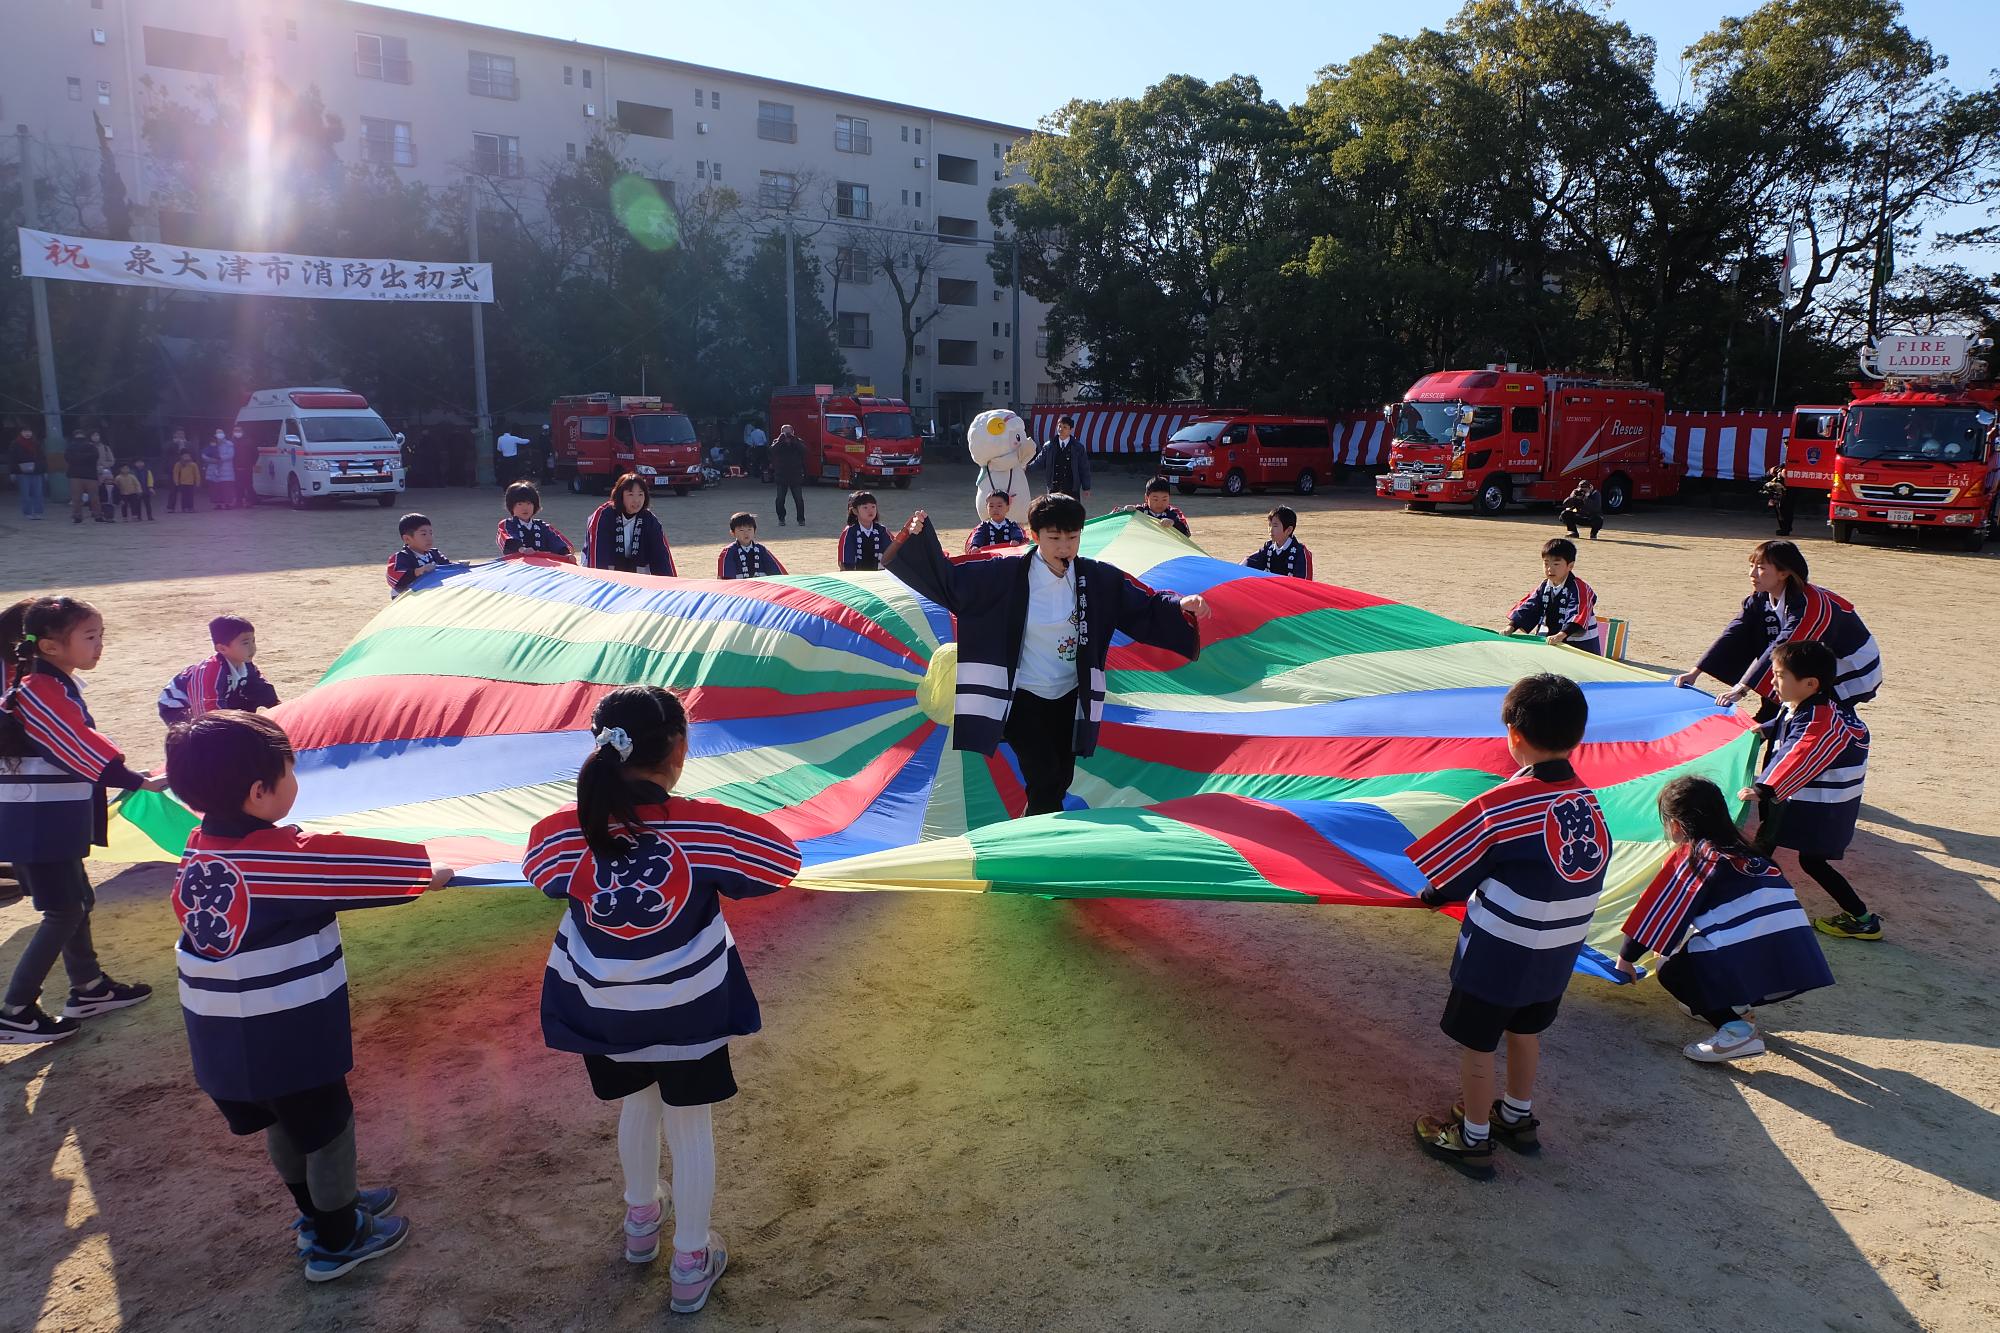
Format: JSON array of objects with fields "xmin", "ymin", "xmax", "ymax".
[{"xmin": 395, "ymin": 0, "xmax": 1993, "ymax": 128}]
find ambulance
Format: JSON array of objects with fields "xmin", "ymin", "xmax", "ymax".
[{"xmin": 233, "ymin": 387, "xmax": 406, "ymax": 509}]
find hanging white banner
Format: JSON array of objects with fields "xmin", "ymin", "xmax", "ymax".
[{"xmin": 17, "ymin": 228, "xmax": 494, "ymax": 303}]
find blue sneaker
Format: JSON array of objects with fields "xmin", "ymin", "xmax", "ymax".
[
  {"xmin": 303, "ymin": 1210, "xmax": 410, "ymax": 1282},
  {"xmin": 293, "ymin": 1186, "xmax": 399, "ymax": 1252}
]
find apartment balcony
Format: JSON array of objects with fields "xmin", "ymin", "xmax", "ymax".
[
  {"xmin": 835, "ymin": 130, "xmax": 872, "ymax": 154},
  {"xmin": 757, "ymin": 118, "xmax": 797, "ymax": 143},
  {"xmin": 360, "ymin": 136, "xmax": 417, "ymax": 167},
  {"xmin": 355, "ymin": 54, "xmax": 412, "ymax": 83},
  {"xmin": 469, "ymin": 72, "xmax": 519, "ymax": 99}
]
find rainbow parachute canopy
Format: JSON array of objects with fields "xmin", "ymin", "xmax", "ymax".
[{"xmin": 116, "ymin": 513, "xmax": 1761, "ymax": 980}]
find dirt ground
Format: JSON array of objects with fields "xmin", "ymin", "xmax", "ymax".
[{"xmin": 2, "ymin": 465, "xmax": 1995, "ymax": 1333}]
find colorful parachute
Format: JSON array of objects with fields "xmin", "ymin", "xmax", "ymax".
[{"xmin": 114, "ymin": 513, "xmax": 1761, "ymax": 980}]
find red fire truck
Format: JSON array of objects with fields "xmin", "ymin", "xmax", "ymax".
[
  {"xmin": 551, "ymin": 393, "xmax": 705, "ymax": 496},
  {"xmin": 1791, "ymin": 336, "xmax": 1999, "ymax": 549},
  {"xmin": 1376, "ymin": 368, "xmax": 1677, "ymax": 514},
  {"xmin": 767, "ymin": 385, "xmax": 922, "ymax": 488},
  {"xmin": 1157, "ymin": 413, "xmax": 1334, "ymax": 495}
]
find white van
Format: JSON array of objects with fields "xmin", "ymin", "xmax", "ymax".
[{"xmin": 235, "ymin": 387, "xmax": 407, "ymax": 509}]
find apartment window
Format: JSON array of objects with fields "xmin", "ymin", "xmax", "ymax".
[
  {"xmin": 835, "ymin": 247, "xmax": 870, "ymax": 283},
  {"xmin": 915, "ymin": 377, "xmax": 923, "ymax": 396},
  {"xmin": 694, "ymin": 88, "xmax": 703, "ymax": 106},
  {"xmin": 901, "ymin": 125, "xmax": 909, "ymax": 142},
  {"xmin": 696, "ymin": 160, "xmax": 707, "ymax": 179},
  {"xmin": 901, "ymin": 189, "xmax": 909, "ymax": 205},
  {"xmin": 938, "ymin": 216, "xmax": 978, "ymax": 245},
  {"xmin": 581, "ymin": 68, "xmax": 592, "ymax": 88},
  {"xmin": 144, "ymin": 26, "xmax": 234, "ymax": 75},
  {"xmin": 360, "ymin": 117, "xmax": 415, "ymax": 167},
  {"xmin": 837, "ymin": 312, "xmax": 873, "ymax": 349},
  {"xmin": 993, "ymin": 321, "xmax": 1001, "ymax": 337},
  {"xmin": 97, "ymin": 81, "xmax": 112, "ymax": 105},
  {"xmin": 354, "ymin": 32, "xmax": 411, "ymax": 83},
  {"xmin": 938, "ymin": 154, "xmax": 977, "ymax": 185},
  {"xmin": 711, "ymin": 160, "xmax": 722, "ymax": 180},
  {"xmin": 914, "ymin": 128, "xmax": 922, "ymax": 144},
  {"xmin": 468, "ymin": 51, "xmax": 518, "ymax": 99},
  {"xmin": 937, "ymin": 339, "xmax": 977, "ymax": 366},
  {"xmin": 914, "ymin": 190, "xmax": 923, "ymax": 208},
  {"xmin": 1004, "ymin": 379, "xmax": 1013, "ymax": 394},
  {"xmin": 67, "ymin": 77, "xmax": 82, "ymax": 101},
  {"xmin": 994, "ymin": 142, "xmax": 1004, "ymax": 159},
  {"xmin": 836, "ymin": 182, "xmax": 870, "ymax": 221},
  {"xmin": 710, "ymin": 90, "xmax": 718, "ymax": 107},
  {"xmin": 472, "ymin": 132, "xmax": 523, "ymax": 178},
  {"xmin": 757, "ymin": 101, "xmax": 796, "ymax": 143},
  {"xmin": 1035, "ymin": 336, "xmax": 1051, "ymax": 357},
  {"xmin": 565, "ymin": 141, "xmax": 576, "ymax": 160},
  {"xmin": 938, "ymin": 278, "xmax": 977, "ymax": 306},
  {"xmin": 758, "ymin": 170, "xmax": 799, "ymax": 210},
  {"xmin": 836, "ymin": 115, "xmax": 871, "ymax": 154},
  {"xmin": 617, "ymin": 101, "xmax": 673, "ymax": 139},
  {"xmin": 993, "ymin": 380, "xmax": 1001, "ymax": 396},
  {"xmin": 563, "ymin": 65, "xmax": 572, "ymax": 85}
]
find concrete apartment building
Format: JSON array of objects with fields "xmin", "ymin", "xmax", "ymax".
[{"xmin": 3, "ymin": 0, "xmax": 1056, "ymax": 432}]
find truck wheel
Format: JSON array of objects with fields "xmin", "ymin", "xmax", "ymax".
[
  {"xmin": 1407, "ymin": 501, "xmax": 1437, "ymax": 513},
  {"xmin": 1223, "ymin": 469, "xmax": 1247, "ymax": 497},
  {"xmin": 1293, "ymin": 469, "xmax": 1316, "ymax": 496},
  {"xmin": 672, "ymin": 486, "xmax": 690, "ymax": 497},
  {"xmin": 568, "ymin": 471, "xmax": 585, "ymax": 495},
  {"xmin": 377, "ymin": 494, "xmax": 396, "ymax": 508},
  {"xmin": 287, "ymin": 475, "xmax": 307, "ymax": 511},
  {"xmin": 1832, "ymin": 520, "xmax": 1854, "ymax": 544},
  {"xmin": 893, "ymin": 476, "xmax": 913, "ymax": 490},
  {"xmin": 1176, "ymin": 481, "xmax": 1197, "ymax": 496},
  {"xmin": 1601, "ymin": 473, "xmax": 1631, "ymax": 514},
  {"xmin": 1474, "ymin": 476, "xmax": 1509, "ymax": 515}
]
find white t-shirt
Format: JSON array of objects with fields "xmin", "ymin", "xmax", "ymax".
[
  {"xmin": 1016, "ymin": 556, "xmax": 1080, "ymax": 699},
  {"xmin": 496, "ymin": 432, "xmax": 525, "ymax": 457}
]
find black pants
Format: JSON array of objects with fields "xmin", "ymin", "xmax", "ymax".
[
  {"xmin": 168, "ymin": 483, "xmax": 196, "ymax": 511},
  {"xmin": 1004, "ymin": 688, "xmax": 1079, "ymax": 817},
  {"xmin": 1775, "ymin": 486, "xmax": 1798, "ymax": 536},
  {"xmin": 1562, "ymin": 509, "xmax": 1601, "ymax": 538},
  {"xmin": 3, "ymin": 861, "xmax": 101, "ymax": 1009},
  {"xmin": 1799, "ymin": 853, "xmax": 1867, "ymax": 916},
  {"xmin": 774, "ymin": 483, "xmax": 804, "ymax": 522}
]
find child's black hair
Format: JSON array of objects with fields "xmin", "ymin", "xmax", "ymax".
[
  {"xmin": 504, "ymin": 481, "xmax": 542, "ymax": 513},
  {"xmin": 1500, "ymin": 672, "xmax": 1589, "ymax": 754},
  {"xmin": 1656, "ymin": 775, "xmax": 1756, "ymax": 857},
  {"xmin": 1057, "ymin": 414, "xmax": 1075, "ymax": 428},
  {"xmin": 985, "ymin": 490, "xmax": 1012, "ymax": 506},
  {"xmin": 611, "ymin": 473, "xmax": 651, "ymax": 510},
  {"xmin": 1750, "ymin": 539, "xmax": 1808, "ymax": 591},
  {"xmin": 577, "ymin": 686, "xmax": 690, "ymax": 861},
  {"xmin": 165, "ymin": 710, "xmax": 294, "ymax": 815},
  {"xmin": 1772, "ymin": 638, "xmax": 1837, "ymax": 693},
  {"xmin": 1028, "ymin": 493, "xmax": 1088, "ymax": 533},
  {"xmin": 1542, "ymin": 537, "xmax": 1578, "ymax": 563},
  {"xmin": 729, "ymin": 511, "xmax": 757, "ymax": 531},
  {"xmin": 398, "ymin": 512, "xmax": 432, "ymax": 538},
  {"xmin": 845, "ymin": 490, "xmax": 878, "ymax": 526},
  {"xmin": 208, "ymin": 614, "xmax": 254, "ymax": 646},
  {"xmin": 1267, "ymin": 505, "xmax": 1297, "ymax": 531},
  {"xmin": 0, "ymin": 597, "xmax": 100, "ymax": 761},
  {"xmin": 1144, "ymin": 476, "xmax": 1172, "ymax": 496}
]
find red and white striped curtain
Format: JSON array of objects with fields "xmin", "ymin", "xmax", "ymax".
[{"xmin": 1660, "ymin": 412, "xmax": 1790, "ymax": 480}]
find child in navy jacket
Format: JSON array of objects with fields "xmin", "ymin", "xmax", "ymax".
[
  {"xmin": 524, "ymin": 686, "xmax": 800, "ymax": 1313},
  {"xmin": 497, "ymin": 481, "xmax": 574, "ymax": 559},
  {"xmin": 965, "ymin": 491, "xmax": 1027, "ymax": 552},
  {"xmin": 586, "ymin": 474, "xmax": 677, "ymax": 576},
  {"xmin": 1244, "ymin": 506, "xmax": 1313, "ymax": 579},
  {"xmin": 837, "ymin": 490, "xmax": 901, "ymax": 571},
  {"xmin": 716, "ymin": 512, "xmax": 787, "ymax": 578},
  {"xmin": 1405, "ymin": 673, "xmax": 1610, "ymax": 1176},
  {"xmin": 1616, "ymin": 776, "xmax": 1832, "ymax": 1063},
  {"xmin": 1113, "ymin": 477, "xmax": 1192, "ymax": 536},
  {"xmin": 165, "ymin": 711, "xmax": 451, "ymax": 1281},
  {"xmin": 386, "ymin": 513, "xmax": 461, "ymax": 596},
  {"xmin": 1504, "ymin": 538, "xmax": 1600, "ymax": 653},
  {"xmin": 0, "ymin": 597, "xmax": 166, "ymax": 1044},
  {"xmin": 1741, "ymin": 638, "xmax": 1878, "ymax": 940},
  {"xmin": 159, "ymin": 613, "xmax": 280, "ymax": 724}
]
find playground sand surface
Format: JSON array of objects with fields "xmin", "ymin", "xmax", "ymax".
[{"xmin": 3, "ymin": 473, "xmax": 1996, "ymax": 1332}]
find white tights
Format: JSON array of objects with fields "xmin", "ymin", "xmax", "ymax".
[{"xmin": 618, "ymin": 1090, "xmax": 715, "ymax": 1255}]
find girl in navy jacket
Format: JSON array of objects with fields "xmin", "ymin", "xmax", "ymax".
[
  {"xmin": 0, "ymin": 597, "xmax": 166, "ymax": 1044},
  {"xmin": 1677, "ymin": 540, "xmax": 1881, "ymax": 711},
  {"xmin": 837, "ymin": 490, "xmax": 900, "ymax": 571},
  {"xmin": 586, "ymin": 474, "xmax": 677, "ymax": 576},
  {"xmin": 524, "ymin": 686, "xmax": 800, "ymax": 1311}
]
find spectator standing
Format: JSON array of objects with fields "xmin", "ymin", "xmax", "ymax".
[
  {"xmin": 743, "ymin": 419, "xmax": 769, "ymax": 480},
  {"xmin": 770, "ymin": 425, "xmax": 806, "ymax": 527},
  {"xmin": 202, "ymin": 430, "xmax": 236, "ymax": 510},
  {"xmin": 169, "ymin": 448, "xmax": 201, "ymax": 513},
  {"xmin": 232, "ymin": 425, "xmax": 258, "ymax": 507},
  {"xmin": 64, "ymin": 435, "xmax": 99, "ymax": 524},
  {"xmin": 12, "ymin": 430, "xmax": 46, "ymax": 521},
  {"xmin": 1029, "ymin": 416, "xmax": 1092, "ymax": 504},
  {"xmin": 91, "ymin": 432, "xmax": 117, "ymax": 519},
  {"xmin": 495, "ymin": 426, "xmax": 527, "ymax": 485}
]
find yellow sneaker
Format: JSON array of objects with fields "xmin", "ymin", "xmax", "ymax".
[{"xmin": 1814, "ymin": 912, "xmax": 1883, "ymax": 941}]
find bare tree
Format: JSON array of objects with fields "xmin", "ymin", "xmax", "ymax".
[{"xmin": 846, "ymin": 211, "xmax": 948, "ymax": 403}]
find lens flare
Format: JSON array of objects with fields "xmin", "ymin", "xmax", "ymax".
[{"xmin": 611, "ymin": 175, "xmax": 681, "ymax": 252}]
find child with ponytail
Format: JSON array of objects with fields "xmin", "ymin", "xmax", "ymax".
[
  {"xmin": 523, "ymin": 686, "xmax": 801, "ymax": 1314},
  {"xmin": 0, "ymin": 596, "xmax": 169, "ymax": 1044},
  {"xmin": 1615, "ymin": 776, "xmax": 1833, "ymax": 1063},
  {"xmin": 836, "ymin": 490, "xmax": 900, "ymax": 571}
]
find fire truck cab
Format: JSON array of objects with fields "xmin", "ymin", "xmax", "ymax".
[
  {"xmin": 1815, "ymin": 335, "xmax": 1998, "ymax": 549},
  {"xmin": 1377, "ymin": 368, "xmax": 1675, "ymax": 515},
  {"xmin": 767, "ymin": 385, "xmax": 922, "ymax": 488},
  {"xmin": 550, "ymin": 393, "xmax": 704, "ymax": 497},
  {"xmin": 1158, "ymin": 414, "xmax": 1333, "ymax": 496}
]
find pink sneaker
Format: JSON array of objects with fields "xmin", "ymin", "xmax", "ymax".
[
  {"xmin": 623, "ymin": 1202, "xmax": 662, "ymax": 1264},
  {"xmin": 669, "ymin": 1233, "xmax": 728, "ymax": 1314}
]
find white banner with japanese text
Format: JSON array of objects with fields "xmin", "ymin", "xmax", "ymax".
[{"xmin": 17, "ymin": 229, "xmax": 493, "ymax": 303}]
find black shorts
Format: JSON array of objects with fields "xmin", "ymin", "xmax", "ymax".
[
  {"xmin": 211, "ymin": 1078, "xmax": 354, "ymax": 1153},
  {"xmin": 1440, "ymin": 987, "xmax": 1563, "ymax": 1053},
  {"xmin": 584, "ymin": 1046, "xmax": 736, "ymax": 1107}
]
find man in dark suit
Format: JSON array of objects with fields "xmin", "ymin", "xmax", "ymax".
[{"xmin": 1029, "ymin": 415, "xmax": 1092, "ymax": 503}]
